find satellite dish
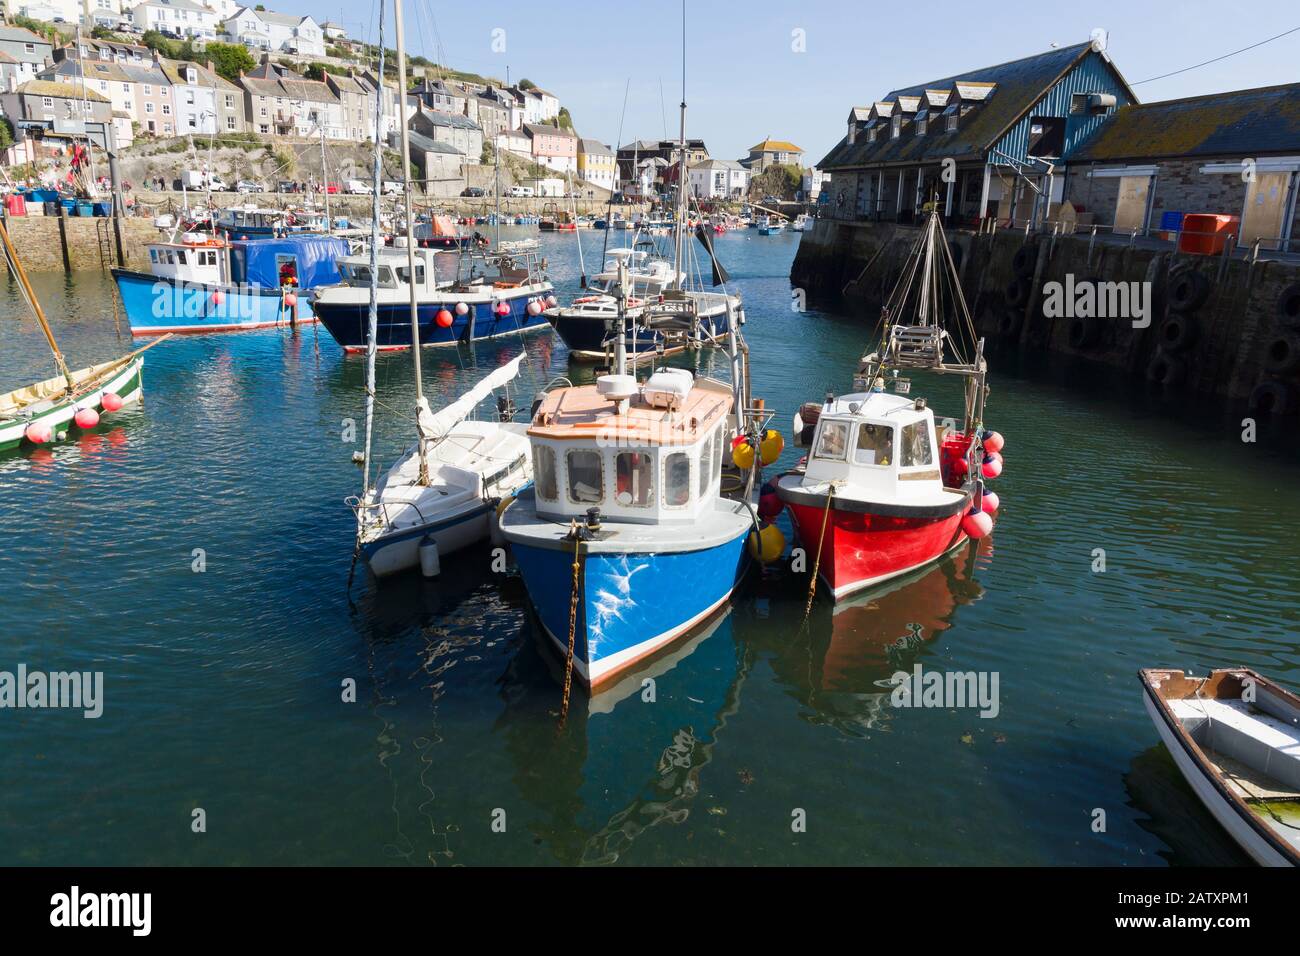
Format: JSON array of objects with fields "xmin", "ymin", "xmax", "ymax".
[{"xmin": 1089, "ymin": 28, "xmax": 1108, "ymax": 52}]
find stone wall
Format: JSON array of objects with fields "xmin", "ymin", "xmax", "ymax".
[
  {"xmin": 792, "ymin": 217, "xmax": 1300, "ymax": 415},
  {"xmin": 1063, "ymin": 158, "xmax": 1252, "ymax": 230},
  {"xmin": 3, "ymin": 213, "xmax": 160, "ymax": 272}
]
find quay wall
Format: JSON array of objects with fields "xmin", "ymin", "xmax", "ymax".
[
  {"xmin": 791, "ymin": 218, "xmax": 1300, "ymax": 415},
  {"xmin": 3, "ymin": 214, "xmax": 160, "ymax": 272}
]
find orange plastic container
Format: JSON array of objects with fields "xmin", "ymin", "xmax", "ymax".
[{"xmin": 1178, "ymin": 213, "xmax": 1239, "ymax": 255}]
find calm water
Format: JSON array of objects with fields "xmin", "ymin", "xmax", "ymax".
[{"xmin": 2, "ymin": 226, "xmax": 1296, "ymax": 866}]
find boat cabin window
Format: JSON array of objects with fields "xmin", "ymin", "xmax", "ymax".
[
  {"xmin": 566, "ymin": 449, "xmax": 603, "ymax": 504},
  {"xmin": 855, "ymin": 422, "xmax": 894, "ymax": 466},
  {"xmin": 149, "ymin": 248, "xmax": 158, "ymax": 262},
  {"xmin": 698, "ymin": 428, "xmax": 714, "ymax": 496},
  {"xmin": 664, "ymin": 451, "xmax": 691, "ymax": 508},
  {"xmin": 395, "ymin": 264, "xmax": 426, "ymax": 286},
  {"xmin": 900, "ymin": 421, "xmax": 935, "ymax": 467},
  {"xmin": 614, "ymin": 451, "xmax": 653, "ymax": 507},
  {"xmin": 534, "ymin": 445, "xmax": 557, "ymax": 501},
  {"xmin": 814, "ymin": 420, "xmax": 849, "ymax": 461}
]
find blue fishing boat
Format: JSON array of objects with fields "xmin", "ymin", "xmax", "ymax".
[
  {"xmin": 312, "ymin": 245, "xmax": 554, "ymax": 353},
  {"xmin": 215, "ymin": 205, "xmax": 324, "ymax": 238},
  {"xmin": 111, "ymin": 233, "xmax": 351, "ymax": 336},
  {"xmin": 501, "ymin": 261, "xmax": 755, "ymax": 688}
]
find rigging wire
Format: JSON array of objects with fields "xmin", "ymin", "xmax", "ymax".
[{"xmin": 1130, "ymin": 25, "xmax": 1300, "ymax": 85}]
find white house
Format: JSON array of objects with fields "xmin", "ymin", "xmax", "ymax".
[
  {"xmin": 131, "ymin": 0, "xmax": 219, "ymax": 40},
  {"xmin": 222, "ymin": 9, "xmax": 325, "ymax": 58}
]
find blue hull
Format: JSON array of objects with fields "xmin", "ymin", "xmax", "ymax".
[
  {"xmin": 511, "ymin": 532, "xmax": 748, "ymax": 686},
  {"xmin": 112, "ymin": 269, "xmax": 312, "ymax": 335},
  {"xmin": 314, "ymin": 291, "xmax": 553, "ymax": 351}
]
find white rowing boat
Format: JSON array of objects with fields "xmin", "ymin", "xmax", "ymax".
[{"xmin": 1140, "ymin": 667, "xmax": 1300, "ymax": 866}]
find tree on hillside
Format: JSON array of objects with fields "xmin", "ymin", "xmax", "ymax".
[
  {"xmin": 517, "ymin": 78, "xmax": 535, "ymax": 90},
  {"xmin": 141, "ymin": 30, "xmax": 182, "ymax": 59},
  {"xmin": 202, "ymin": 42, "xmax": 256, "ymax": 83},
  {"xmin": 748, "ymin": 163, "xmax": 803, "ymax": 201},
  {"xmin": 557, "ymin": 107, "xmax": 573, "ymax": 131},
  {"xmin": 304, "ymin": 62, "xmax": 331, "ymax": 81}
]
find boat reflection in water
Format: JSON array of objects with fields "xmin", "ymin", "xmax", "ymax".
[
  {"xmin": 503, "ymin": 605, "xmax": 746, "ymax": 865},
  {"xmin": 762, "ymin": 539, "xmax": 992, "ymax": 737}
]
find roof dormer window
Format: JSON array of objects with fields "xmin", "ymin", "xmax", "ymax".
[
  {"xmin": 915, "ymin": 109, "xmax": 928, "ymax": 136},
  {"xmin": 891, "ymin": 114, "xmax": 901, "ymax": 139},
  {"xmin": 943, "ymin": 103, "xmax": 958, "ymax": 132}
]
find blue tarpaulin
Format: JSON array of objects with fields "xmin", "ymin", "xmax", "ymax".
[{"xmin": 229, "ymin": 236, "xmax": 350, "ymax": 290}]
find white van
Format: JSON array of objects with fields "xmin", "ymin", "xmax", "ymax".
[
  {"xmin": 345, "ymin": 179, "xmax": 374, "ymax": 195},
  {"xmin": 508, "ymin": 185, "xmax": 534, "ymax": 198}
]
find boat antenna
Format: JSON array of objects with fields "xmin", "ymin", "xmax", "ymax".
[
  {"xmin": 599, "ymin": 78, "xmax": 630, "ymax": 268},
  {"xmin": 360, "ymin": 1, "xmax": 387, "ymax": 498},
  {"xmin": 393, "ymin": 0, "xmax": 427, "ymax": 482}
]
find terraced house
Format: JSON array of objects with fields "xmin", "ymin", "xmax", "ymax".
[
  {"xmin": 239, "ymin": 57, "xmax": 343, "ymax": 139},
  {"xmin": 160, "ymin": 57, "xmax": 244, "ymax": 135},
  {"xmin": 820, "ymin": 40, "xmax": 1135, "ymax": 227}
]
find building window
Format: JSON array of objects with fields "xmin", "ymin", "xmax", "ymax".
[
  {"xmin": 41, "ymin": 96, "xmax": 53, "ymax": 108},
  {"xmin": 915, "ymin": 109, "xmax": 928, "ymax": 136},
  {"xmin": 226, "ymin": 116, "xmax": 236, "ymax": 130},
  {"xmin": 145, "ymin": 102, "xmax": 154, "ymax": 113},
  {"xmin": 1027, "ymin": 116, "xmax": 1065, "ymax": 158},
  {"xmin": 162, "ymin": 104, "xmax": 170, "ymax": 115},
  {"xmin": 891, "ymin": 114, "xmax": 901, "ymax": 139},
  {"xmin": 943, "ymin": 103, "xmax": 958, "ymax": 132},
  {"xmin": 1070, "ymin": 93, "xmax": 1089, "ymax": 115}
]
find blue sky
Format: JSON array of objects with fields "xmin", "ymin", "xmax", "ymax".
[{"xmin": 297, "ymin": 0, "xmax": 1298, "ymax": 163}]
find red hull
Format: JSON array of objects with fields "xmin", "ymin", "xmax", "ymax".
[{"xmin": 786, "ymin": 500, "xmax": 967, "ymax": 600}]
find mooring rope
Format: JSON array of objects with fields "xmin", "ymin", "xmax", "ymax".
[
  {"xmin": 560, "ymin": 528, "xmax": 583, "ymax": 724},
  {"xmin": 803, "ymin": 481, "xmax": 837, "ymax": 620}
]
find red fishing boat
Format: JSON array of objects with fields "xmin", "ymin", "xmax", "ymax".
[{"xmin": 775, "ymin": 207, "xmax": 1005, "ymax": 601}]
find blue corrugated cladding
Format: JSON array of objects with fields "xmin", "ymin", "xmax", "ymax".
[{"xmin": 990, "ymin": 51, "xmax": 1134, "ymax": 166}]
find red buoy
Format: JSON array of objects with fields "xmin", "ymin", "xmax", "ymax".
[
  {"xmin": 435, "ymin": 308, "xmax": 454, "ymax": 328},
  {"xmin": 101, "ymin": 392, "xmax": 123, "ymax": 412}
]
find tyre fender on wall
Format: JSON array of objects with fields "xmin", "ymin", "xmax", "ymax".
[
  {"xmin": 1146, "ymin": 350, "xmax": 1186, "ymax": 387},
  {"xmin": 1158, "ymin": 312, "xmax": 1197, "ymax": 352},
  {"xmin": 1247, "ymin": 379, "xmax": 1292, "ymax": 416},
  {"xmin": 1277, "ymin": 282, "xmax": 1300, "ymax": 330},
  {"xmin": 1264, "ymin": 333, "xmax": 1300, "ymax": 375},
  {"xmin": 1067, "ymin": 314, "xmax": 1100, "ymax": 350},
  {"xmin": 1167, "ymin": 269, "xmax": 1210, "ymax": 313}
]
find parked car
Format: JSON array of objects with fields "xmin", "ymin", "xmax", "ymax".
[
  {"xmin": 381, "ymin": 181, "xmax": 403, "ymax": 196},
  {"xmin": 277, "ymin": 180, "xmax": 297, "ymax": 194},
  {"xmin": 321, "ymin": 182, "xmax": 340, "ymax": 195},
  {"xmin": 508, "ymin": 186, "xmax": 534, "ymax": 198},
  {"xmin": 461, "ymin": 186, "xmax": 485, "ymax": 197},
  {"xmin": 235, "ymin": 180, "xmax": 264, "ymax": 194},
  {"xmin": 344, "ymin": 179, "xmax": 374, "ymax": 195}
]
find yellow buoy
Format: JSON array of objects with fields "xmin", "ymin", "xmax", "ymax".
[
  {"xmin": 731, "ymin": 436, "xmax": 755, "ymax": 470},
  {"xmin": 747, "ymin": 522, "xmax": 786, "ymax": 563},
  {"xmin": 758, "ymin": 429, "xmax": 784, "ymax": 465}
]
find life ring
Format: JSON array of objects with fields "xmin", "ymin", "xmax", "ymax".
[
  {"xmin": 1146, "ymin": 351, "xmax": 1186, "ymax": 387},
  {"xmin": 1158, "ymin": 313, "xmax": 1196, "ymax": 352},
  {"xmin": 1264, "ymin": 333, "xmax": 1300, "ymax": 375},
  {"xmin": 1167, "ymin": 269, "xmax": 1210, "ymax": 313},
  {"xmin": 1247, "ymin": 379, "xmax": 1292, "ymax": 416},
  {"xmin": 1067, "ymin": 315, "xmax": 1100, "ymax": 350},
  {"xmin": 1277, "ymin": 282, "xmax": 1300, "ymax": 329},
  {"xmin": 573, "ymin": 295, "xmax": 600, "ymax": 304}
]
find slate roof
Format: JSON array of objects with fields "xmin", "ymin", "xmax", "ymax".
[
  {"xmin": 42, "ymin": 59, "xmax": 130, "ymax": 83},
  {"xmin": 1069, "ymin": 83, "xmax": 1300, "ymax": 162},
  {"xmin": 16, "ymin": 79, "xmax": 110, "ymax": 102},
  {"xmin": 820, "ymin": 42, "xmax": 1129, "ymax": 169},
  {"xmin": 525, "ymin": 122, "xmax": 575, "ymax": 139},
  {"xmin": 0, "ymin": 26, "xmax": 51, "ymax": 46},
  {"xmin": 578, "ymin": 138, "xmax": 612, "ymax": 156},
  {"xmin": 418, "ymin": 108, "xmax": 480, "ymax": 130},
  {"xmin": 408, "ymin": 131, "xmax": 462, "ymax": 155}
]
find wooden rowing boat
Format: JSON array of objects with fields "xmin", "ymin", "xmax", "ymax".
[
  {"xmin": 1140, "ymin": 667, "xmax": 1300, "ymax": 866},
  {"xmin": 0, "ymin": 216, "xmax": 169, "ymax": 453}
]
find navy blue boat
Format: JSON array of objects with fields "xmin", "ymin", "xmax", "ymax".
[{"xmin": 313, "ymin": 246, "xmax": 555, "ymax": 352}]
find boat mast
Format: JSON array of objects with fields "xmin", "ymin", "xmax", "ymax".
[
  {"xmin": 393, "ymin": 0, "xmax": 424, "ymax": 411},
  {"xmin": 0, "ymin": 218, "xmax": 73, "ymax": 389},
  {"xmin": 493, "ymin": 131, "xmax": 501, "ymax": 248},
  {"xmin": 360, "ymin": 4, "xmax": 387, "ymax": 499},
  {"xmin": 671, "ymin": 0, "xmax": 687, "ymax": 292},
  {"xmin": 320, "ymin": 124, "xmax": 332, "ymax": 236}
]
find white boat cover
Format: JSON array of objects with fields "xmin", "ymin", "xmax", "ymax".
[{"xmin": 416, "ymin": 353, "xmax": 526, "ymax": 443}]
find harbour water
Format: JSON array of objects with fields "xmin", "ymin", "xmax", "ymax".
[{"xmin": 2, "ymin": 227, "xmax": 1296, "ymax": 866}]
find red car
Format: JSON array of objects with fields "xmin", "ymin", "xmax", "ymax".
[{"xmin": 317, "ymin": 182, "xmax": 340, "ymax": 194}]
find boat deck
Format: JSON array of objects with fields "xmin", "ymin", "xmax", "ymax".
[{"xmin": 528, "ymin": 381, "xmax": 730, "ymax": 446}]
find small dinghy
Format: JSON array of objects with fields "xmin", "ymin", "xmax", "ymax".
[{"xmin": 1140, "ymin": 667, "xmax": 1300, "ymax": 866}]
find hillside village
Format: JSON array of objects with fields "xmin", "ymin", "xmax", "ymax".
[{"xmin": 0, "ymin": 5, "xmax": 817, "ymax": 202}]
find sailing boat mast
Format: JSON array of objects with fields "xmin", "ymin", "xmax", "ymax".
[
  {"xmin": 0, "ymin": 218, "xmax": 73, "ymax": 389},
  {"xmin": 392, "ymin": 0, "xmax": 425, "ymax": 446},
  {"xmin": 359, "ymin": 3, "xmax": 387, "ymax": 499},
  {"xmin": 493, "ymin": 131, "xmax": 501, "ymax": 248},
  {"xmin": 671, "ymin": 0, "xmax": 687, "ymax": 292}
]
